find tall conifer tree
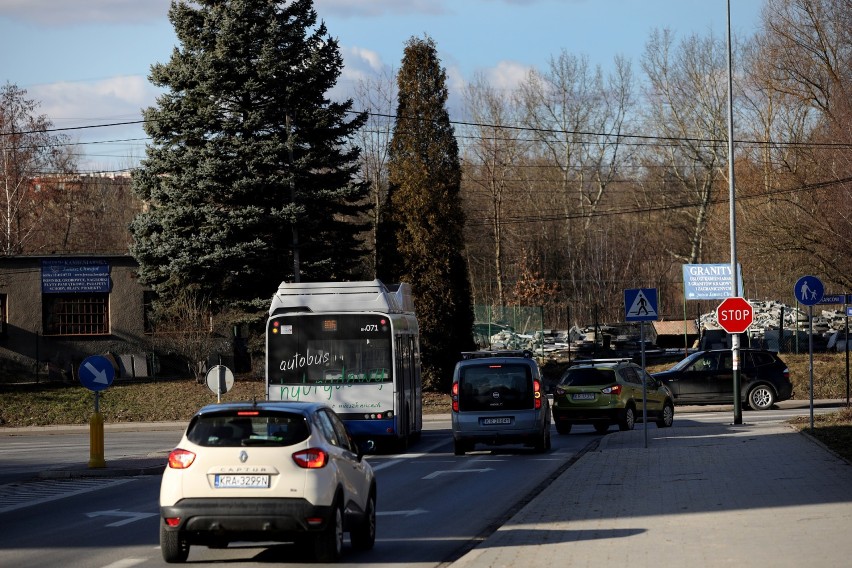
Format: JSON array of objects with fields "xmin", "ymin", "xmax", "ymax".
[
  {"xmin": 131, "ymin": 0, "xmax": 369, "ymax": 310},
  {"xmin": 381, "ymin": 36, "xmax": 475, "ymax": 391}
]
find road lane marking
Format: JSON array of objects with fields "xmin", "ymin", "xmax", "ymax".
[
  {"xmin": 87, "ymin": 509, "xmax": 158, "ymax": 527},
  {"xmin": 376, "ymin": 508, "xmax": 428, "ymax": 517},
  {"xmin": 0, "ymin": 478, "xmax": 134, "ymax": 514},
  {"xmin": 422, "ymin": 468, "xmax": 494, "ymax": 480}
]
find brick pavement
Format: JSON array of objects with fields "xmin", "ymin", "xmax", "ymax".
[{"xmin": 451, "ymin": 421, "xmax": 852, "ymax": 568}]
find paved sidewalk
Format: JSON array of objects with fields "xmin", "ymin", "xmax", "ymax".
[{"xmin": 451, "ymin": 420, "xmax": 852, "ymax": 568}]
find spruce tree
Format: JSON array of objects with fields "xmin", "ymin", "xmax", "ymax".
[
  {"xmin": 131, "ymin": 0, "xmax": 369, "ymax": 311},
  {"xmin": 381, "ymin": 35, "xmax": 475, "ymax": 392}
]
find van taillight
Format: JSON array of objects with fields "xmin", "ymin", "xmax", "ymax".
[
  {"xmin": 533, "ymin": 379, "xmax": 542, "ymax": 409},
  {"xmin": 452, "ymin": 382, "xmax": 459, "ymax": 412}
]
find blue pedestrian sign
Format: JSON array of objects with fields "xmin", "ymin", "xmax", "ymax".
[
  {"xmin": 794, "ymin": 275, "xmax": 824, "ymax": 306},
  {"xmin": 624, "ymin": 288, "xmax": 658, "ymax": 322},
  {"xmin": 79, "ymin": 355, "xmax": 115, "ymax": 392}
]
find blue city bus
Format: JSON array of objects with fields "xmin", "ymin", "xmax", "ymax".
[{"xmin": 266, "ymin": 280, "xmax": 422, "ymax": 448}]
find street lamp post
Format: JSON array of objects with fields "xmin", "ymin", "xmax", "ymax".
[{"xmin": 726, "ymin": 0, "xmax": 742, "ymax": 425}]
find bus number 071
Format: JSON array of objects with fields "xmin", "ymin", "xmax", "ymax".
[{"xmin": 360, "ymin": 324, "xmax": 379, "ymax": 332}]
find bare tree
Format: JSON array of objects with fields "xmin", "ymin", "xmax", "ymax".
[
  {"xmin": 147, "ymin": 290, "xmax": 232, "ymax": 382},
  {"xmin": 759, "ymin": 0, "xmax": 852, "ymax": 128},
  {"xmin": 640, "ymin": 29, "xmax": 731, "ymax": 265},
  {"xmin": 462, "ymin": 72, "xmax": 529, "ymax": 308},
  {"xmin": 737, "ymin": 0, "xmax": 852, "ymax": 291},
  {"xmin": 352, "ymin": 69, "xmax": 397, "ymax": 275},
  {"xmin": 518, "ymin": 51, "xmax": 635, "ymax": 239},
  {"xmin": 0, "ymin": 83, "xmax": 77, "ymax": 255}
]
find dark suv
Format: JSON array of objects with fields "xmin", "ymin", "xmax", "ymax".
[
  {"xmin": 652, "ymin": 349, "xmax": 792, "ymax": 410},
  {"xmin": 451, "ymin": 350, "xmax": 551, "ymax": 455}
]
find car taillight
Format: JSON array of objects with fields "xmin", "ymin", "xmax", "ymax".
[
  {"xmin": 601, "ymin": 384, "xmax": 622, "ymax": 395},
  {"xmin": 167, "ymin": 448, "xmax": 196, "ymax": 469},
  {"xmin": 783, "ymin": 368, "xmax": 790, "ymax": 380},
  {"xmin": 293, "ymin": 448, "xmax": 328, "ymax": 469}
]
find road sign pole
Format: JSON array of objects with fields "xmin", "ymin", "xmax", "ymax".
[
  {"xmin": 641, "ymin": 320, "xmax": 648, "ymax": 449},
  {"xmin": 846, "ymin": 300, "xmax": 849, "ymax": 407},
  {"xmin": 809, "ymin": 305, "xmax": 815, "ymax": 430}
]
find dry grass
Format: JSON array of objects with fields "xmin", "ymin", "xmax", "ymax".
[{"xmin": 0, "ymin": 378, "xmax": 451, "ymax": 427}]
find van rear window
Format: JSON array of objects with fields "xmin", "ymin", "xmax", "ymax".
[{"xmin": 458, "ymin": 363, "xmax": 534, "ymax": 411}]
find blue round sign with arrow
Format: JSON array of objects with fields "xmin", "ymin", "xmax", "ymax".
[{"xmin": 79, "ymin": 355, "xmax": 115, "ymax": 392}]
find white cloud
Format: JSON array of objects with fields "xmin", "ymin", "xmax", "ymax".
[
  {"xmin": 30, "ymin": 76, "xmax": 156, "ymax": 123},
  {"xmin": 28, "ymin": 76, "xmax": 158, "ymax": 170},
  {"xmin": 344, "ymin": 46, "xmax": 385, "ymax": 73},
  {"xmin": 0, "ymin": 0, "xmax": 171, "ymax": 25},
  {"xmin": 482, "ymin": 60, "xmax": 532, "ymax": 91}
]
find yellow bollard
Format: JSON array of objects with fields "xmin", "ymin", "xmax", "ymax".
[{"xmin": 88, "ymin": 410, "xmax": 106, "ymax": 468}]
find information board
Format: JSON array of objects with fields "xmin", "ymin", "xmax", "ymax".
[{"xmin": 41, "ymin": 259, "xmax": 111, "ymax": 294}]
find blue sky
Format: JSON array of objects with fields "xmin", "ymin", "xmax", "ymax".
[{"xmin": 0, "ymin": 0, "xmax": 764, "ymax": 172}]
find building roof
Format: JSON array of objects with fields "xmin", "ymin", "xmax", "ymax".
[{"xmin": 653, "ymin": 320, "xmax": 699, "ymax": 336}]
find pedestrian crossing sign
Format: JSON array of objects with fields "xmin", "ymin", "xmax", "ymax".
[{"xmin": 624, "ymin": 288, "xmax": 658, "ymax": 321}]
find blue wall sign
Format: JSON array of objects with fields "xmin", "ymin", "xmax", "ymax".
[
  {"xmin": 79, "ymin": 355, "xmax": 115, "ymax": 392},
  {"xmin": 41, "ymin": 259, "xmax": 111, "ymax": 294}
]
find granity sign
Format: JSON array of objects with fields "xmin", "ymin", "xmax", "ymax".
[
  {"xmin": 682, "ymin": 263, "xmax": 743, "ymax": 300},
  {"xmin": 41, "ymin": 259, "xmax": 111, "ymax": 294}
]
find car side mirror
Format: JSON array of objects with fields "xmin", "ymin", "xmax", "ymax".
[{"xmin": 358, "ymin": 439, "xmax": 376, "ymax": 460}]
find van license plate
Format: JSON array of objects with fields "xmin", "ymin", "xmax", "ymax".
[
  {"xmin": 572, "ymin": 393, "xmax": 595, "ymax": 400},
  {"xmin": 480, "ymin": 417, "xmax": 512, "ymax": 425}
]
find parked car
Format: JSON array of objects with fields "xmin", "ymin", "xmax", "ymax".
[
  {"xmin": 159, "ymin": 401, "xmax": 376, "ymax": 563},
  {"xmin": 551, "ymin": 358, "xmax": 674, "ymax": 434},
  {"xmin": 652, "ymin": 349, "xmax": 792, "ymax": 410},
  {"xmin": 451, "ymin": 350, "xmax": 551, "ymax": 455}
]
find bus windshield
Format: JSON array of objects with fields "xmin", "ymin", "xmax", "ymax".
[{"xmin": 267, "ymin": 313, "xmax": 392, "ymax": 387}]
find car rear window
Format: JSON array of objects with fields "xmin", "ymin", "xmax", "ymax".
[
  {"xmin": 187, "ymin": 411, "xmax": 310, "ymax": 447},
  {"xmin": 458, "ymin": 363, "xmax": 534, "ymax": 411},
  {"xmin": 560, "ymin": 368, "xmax": 617, "ymax": 386}
]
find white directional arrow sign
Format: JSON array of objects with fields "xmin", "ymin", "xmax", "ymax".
[
  {"xmin": 78, "ymin": 355, "xmax": 115, "ymax": 392},
  {"xmin": 84, "ymin": 361, "xmax": 109, "ymax": 385},
  {"xmin": 86, "ymin": 509, "xmax": 157, "ymax": 527}
]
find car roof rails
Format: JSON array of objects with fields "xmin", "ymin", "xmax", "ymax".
[
  {"xmin": 461, "ymin": 349, "xmax": 534, "ymax": 360},
  {"xmin": 569, "ymin": 357, "xmax": 633, "ymax": 366}
]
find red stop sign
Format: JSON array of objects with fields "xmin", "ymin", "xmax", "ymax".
[{"xmin": 716, "ymin": 297, "xmax": 753, "ymax": 333}]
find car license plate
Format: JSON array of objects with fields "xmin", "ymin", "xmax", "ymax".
[
  {"xmin": 572, "ymin": 393, "xmax": 595, "ymax": 400},
  {"xmin": 480, "ymin": 417, "xmax": 512, "ymax": 426},
  {"xmin": 214, "ymin": 474, "xmax": 270, "ymax": 488}
]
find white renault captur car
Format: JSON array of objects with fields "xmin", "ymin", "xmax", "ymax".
[{"xmin": 159, "ymin": 401, "xmax": 376, "ymax": 563}]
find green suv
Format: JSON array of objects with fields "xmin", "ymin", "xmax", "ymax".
[{"xmin": 552, "ymin": 359, "xmax": 674, "ymax": 434}]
